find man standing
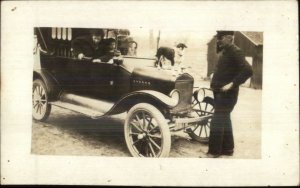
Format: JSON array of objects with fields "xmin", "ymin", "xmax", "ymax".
[{"xmin": 206, "ymin": 31, "xmax": 253, "ymax": 158}]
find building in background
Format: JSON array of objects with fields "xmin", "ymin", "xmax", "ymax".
[
  {"xmin": 234, "ymin": 31, "xmax": 263, "ymax": 89},
  {"xmin": 206, "ymin": 31, "xmax": 263, "ymax": 89}
]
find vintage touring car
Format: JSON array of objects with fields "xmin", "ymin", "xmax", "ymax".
[{"xmin": 32, "ymin": 27, "xmax": 214, "ymax": 157}]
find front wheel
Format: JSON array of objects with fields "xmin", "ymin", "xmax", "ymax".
[
  {"xmin": 187, "ymin": 96, "xmax": 214, "ymax": 144},
  {"xmin": 32, "ymin": 79, "xmax": 51, "ymax": 121},
  {"xmin": 124, "ymin": 103, "xmax": 171, "ymax": 157}
]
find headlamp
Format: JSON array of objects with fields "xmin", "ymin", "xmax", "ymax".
[
  {"xmin": 169, "ymin": 90, "xmax": 180, "ymax": 106},
  {"xmin": 193, "ymin": 88, "xmax": 205, "ymax": 103}
]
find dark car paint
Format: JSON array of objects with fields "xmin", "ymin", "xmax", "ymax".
[
  {"xmin": 105, "ymin": 90, "xmax": 179, "ymax": 116},
  {"xmin": 34, "ymin": 27, "xmax": 195, "ymax": 117}
]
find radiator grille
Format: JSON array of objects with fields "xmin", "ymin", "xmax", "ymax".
[{"xmin": 171, "ymin": 80, "xmax": 193, "ymax": 114}]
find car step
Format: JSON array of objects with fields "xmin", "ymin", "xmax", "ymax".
[{"xmin": 50, "ymin": 101, "xmax": 105, "ymax": 119}]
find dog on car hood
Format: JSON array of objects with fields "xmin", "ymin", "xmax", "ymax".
[{"xmin": 155, "ymin": 43, "xmax": 188, "ymax": 69}]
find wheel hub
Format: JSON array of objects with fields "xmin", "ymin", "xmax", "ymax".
[{"xmin": 137, "ymin": 133, "xmax": 146, "ymax": 140}]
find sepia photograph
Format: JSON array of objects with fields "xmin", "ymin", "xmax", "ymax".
[
  {"xmin": 31, "ymin": 27, "xmax": 262, "ymax": 159},
  {"xmin": 1, "ymin": 0, "xmax": 299, "ymax": 186}
]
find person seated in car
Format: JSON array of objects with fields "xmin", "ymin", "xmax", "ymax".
[
  {"xmin": 71, "ymin": 29, "xmax": 115, "ymax": 63},
  {"xmin": 101, "ymin": 38, "xmax": 121, "ymax": 63},
  {"xmin": 127, "ymin": 41, "xmax": 138, "ymax": 56},
  {"xmin": 105, "ymin": 38, "xmax": 116, "ymax": 52},
  {"xmin": 117, "ymin": 37, "xmax": 129, "ymax": 55},
  {"xmin": 117, "ymin": 35, "xmax": 135, "ymax": 56}
]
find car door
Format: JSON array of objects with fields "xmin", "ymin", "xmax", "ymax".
[
  {"xmin": 88, "ymin": 61, "xmax": 115, "ymax": 99},
  {"xmin": 64, "ymin": 58, "xmax": 93, "ymax": 95}
]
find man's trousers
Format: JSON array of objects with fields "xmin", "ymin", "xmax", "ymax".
[{"xmin": 208, "ymin": 88, "xmax": 239, "ymax": 155}]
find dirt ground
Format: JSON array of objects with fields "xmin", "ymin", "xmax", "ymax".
[{"xmin": 31, "ymin": 80, "xmax": 261, "ymax": 158}]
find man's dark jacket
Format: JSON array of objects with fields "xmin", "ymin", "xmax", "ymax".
[
  {"xmin": 211, "ymin": 44, "xmax": 253, "ymax": 90},
  {"xmin": 71, "ymin": 35, "xmax": 113, "ymax": 62}
]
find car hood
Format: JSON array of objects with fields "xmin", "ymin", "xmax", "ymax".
[{"xmin": 132, "ymin": 66, "xmax": 177, "ymax": 83}]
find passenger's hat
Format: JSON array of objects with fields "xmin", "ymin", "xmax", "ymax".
[
  {"xmin": 119, "ymin": 29, "xmax": 130, "ymax": 36},
  {"xmin": 176, "ymin": 43, "xmax": 188, "ymax": 49},
  {"xmin": 89, "ymin": 28, "xmax": 105, "ymax": 37},
  {"xmin": 106, "ymin": 38, "xmax": 116, "ymax": 43}
]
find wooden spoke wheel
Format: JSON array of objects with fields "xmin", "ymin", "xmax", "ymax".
[
  {"xmin": 32, "ymin": 79, "xmax": 51, "ymax": 121},
  {"xmin": 188, "ymin": 96, "xmax": 214, "ymax": 144},
  {"xmin": 124, "ymin": 103, "xmax": 171, "ymax": 157}
]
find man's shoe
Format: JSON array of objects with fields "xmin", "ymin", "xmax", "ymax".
[
  {"xmin": 222, "ymin": 149, "xmax": 234, "ymax": 156},
  {"xmin": 199, "ymin": 152, "xmax": 221, "ymax": 158},
  {"xmin": 206, "ymin": 152, "xmax": 221, "ymax": 158}
]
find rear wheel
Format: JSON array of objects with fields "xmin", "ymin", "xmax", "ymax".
[
  {"xmin": 32, "ymin": 79, "xmax": 51, "ymax": 121},
  {"xmin": 124, "ymin": 103, "xmax": 171, "ymax": 157}
]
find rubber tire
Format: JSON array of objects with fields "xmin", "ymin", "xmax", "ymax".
[
  {"xmin": 32, "ymin": 79, "xmax": 51, "ymax": 121},
  {"xmin": 187, "ymin": 124, "xmax": 210, "ymax": 144},
  {"xmin": 124, "ymin": 103, "xmax": 171, "ymax": 158}
]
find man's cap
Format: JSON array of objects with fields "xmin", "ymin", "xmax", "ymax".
[
  {"xmin": 176, "ymin": 43, "xmax": 188, "ymax": 49},
  {"xmin": 106, "ymin": 38, "xmax": 116, "ymax": 43},
  {"xmin": 119, "ymin": 29, "xmax": 130, "ymax": 36},
  {"xmin": 89, "ymin": 29, "xmax": 105, "ymax": 37},
  {"xmin": 216, "ymin": 31, "xmax": 235, "ymax": 39},
  {"xmin": 104, "ymin": 38, "xmax": 116, "ymax": 45}
]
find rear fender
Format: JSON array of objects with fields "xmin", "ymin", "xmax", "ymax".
[
  {"xmin": 33, "ymin": 69, "xmax": 61, "ymax": 101},
  {"xmin": 106, "ymin": 90, "xmax": 177, "ymax": 116}
]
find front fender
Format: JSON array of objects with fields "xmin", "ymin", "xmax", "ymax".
[{"xmin": 106, "ymin": 90, "xmax": 177, "ymax": 115}]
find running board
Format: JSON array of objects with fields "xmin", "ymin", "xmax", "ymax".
[
  {"xmin": 59, "ymin": 92, "xmax": 115, "ymax": 114},
  {"xmin": 50, "ymin": 101, "xmax": 105, "ymax": 119}
]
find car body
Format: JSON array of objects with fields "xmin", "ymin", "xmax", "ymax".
[{"xmin": 32, "ymin": 27, "xmax": 213, "ymax": 157}]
